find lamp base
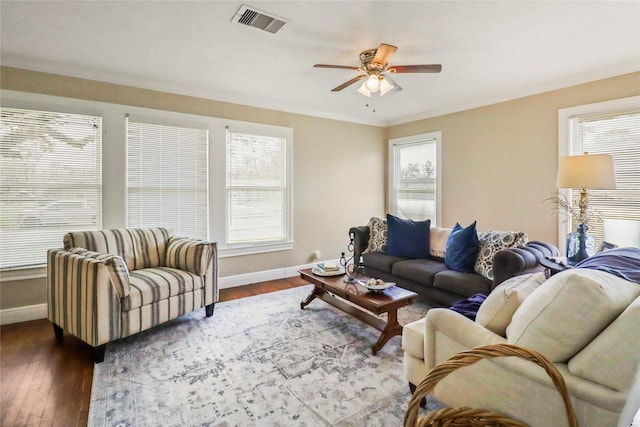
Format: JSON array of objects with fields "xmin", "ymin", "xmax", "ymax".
[{"xmin": 567, "ymin": 223, "xmax": 596, "ymax": 265}]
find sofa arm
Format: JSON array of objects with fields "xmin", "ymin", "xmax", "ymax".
[
  {"xmin": 349, "ymin": 226, "xmax": 370, "ymax": 264},
  {"xmin": 67, "ymin": 247, "xmax": 130, "ymax": 298},
  {"xmin": 492, "ymin": 241, "xmax": 559, "ymax": 289},
  {"xmin": 47, "ymin": 249, "xmax": 122, "ymax": 347}
]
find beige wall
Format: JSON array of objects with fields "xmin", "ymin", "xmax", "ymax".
[
  {"xmin": 0, "ymin": 67, "xmax": 387, "ymax": 309},
  {"xmin": 1, "ymin": 67, "xmax": 639, "ymax": 311},
  {"xmin": 387, "ymin": 71, "xmax": 640, "ymax": 244}
]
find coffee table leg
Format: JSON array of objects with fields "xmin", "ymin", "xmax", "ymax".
[
  {"xmin": 371, "ymin": 308, "xmax": 403, "ymax": 355},
  {"xmin": 300, "ymin": 286, "xmax": 326, "ymax": 309}
]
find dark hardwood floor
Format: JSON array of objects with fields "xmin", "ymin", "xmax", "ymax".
[{"xmin": 1, "ymin": 276, "xmax": 307, "ymax": 427}]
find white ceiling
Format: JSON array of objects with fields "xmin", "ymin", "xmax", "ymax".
[{"xmin": 2, "ymin": 1, "xmax": 639, "ymax": 127}]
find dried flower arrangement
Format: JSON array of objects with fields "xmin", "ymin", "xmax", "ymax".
[{"xmin": 544, "ymin": 191, "xmax": 602, "ymax": 229}]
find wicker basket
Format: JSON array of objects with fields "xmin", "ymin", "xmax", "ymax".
[{"xmin": 404, "ymin": 343, "xmax": 579, "ymax": 427}]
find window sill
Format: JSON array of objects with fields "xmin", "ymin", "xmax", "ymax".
[
  {"xmin": 0, "ymin": 242, "xmax": 296, "ymax": 280},
  {"xmin": 219, "ymin": 241, "xmax": 294, "ymax": 258},
  {"xmin": 0, "ymin": 266, "xmax": 47, "ymax": 282}
]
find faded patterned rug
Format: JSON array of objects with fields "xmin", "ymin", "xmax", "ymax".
[{"xmin": 89, "ymin": 284, "xmax": 438, "ymax": 426}]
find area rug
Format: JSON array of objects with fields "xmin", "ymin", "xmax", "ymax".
[{"xmin": 88, "ymin": 284, "xmax": 440, "ymax": 426}]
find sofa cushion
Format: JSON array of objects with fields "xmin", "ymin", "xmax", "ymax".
[
  {"xmin": 392, "ymin": 259, "xmax": 448, "ymax": 287},
  {"xmin": 568, "ymin": 296, "xmax": 640, "ymax": 391},
  {"xmin": 506, "ymin": 269, "xmax": 640, "ymax": 362},
  {"xmin": 432, "ymin": 270, "xmax": 492, "ymax": 298},
  {"xmin": 386, "ymin": 214, "xmax": 431, "ymax": 259},
  {"xmin": 474, "ymin": 230, "xmax": 528, "ymax": 280},
  {"xmin": 64, "ymin": 229, "xmax": 142, "ymax": 271},
  {"xmin": 364, "ymin": 217, "xmax": 387, "ymax": 253},
  {"xmin": 402, "ymin": 318, "xmax": 426, "ymax": 360},
  {"xmin": 444, "ymin": 221, "xmax": 480, "ymax": 273},
  {"xmin": 362, "ymin": 252, "xmax": 405, "ymax": 274},
  {"xmin": 124, "ymin": 267, "xmax": 204, "ymax": 311},
  {"xmin": 476, "ymin": 272, "xmax": 546, "ymax": 337},
  {"xmin": 131, "ymin": 227, "xmax": 173, "ymax": 268},
  {"xmin": 64, "ymin": 227, "xmax": 175, "ymax": 271},
  {"xmin": 429, "ymin": 227, "xmax": 452, "ymax": 259}
]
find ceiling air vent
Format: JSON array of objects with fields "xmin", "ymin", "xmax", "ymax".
[{"xmin": 233, "ymin": 5, "xmax": 287, "ymax": 34}]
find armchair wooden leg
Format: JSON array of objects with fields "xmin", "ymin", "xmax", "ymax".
[
  {"xmin": 93, "ymin": 345, "xmax": 106, "ymax": 363},
  {"xmin": 205, "ymin": 303, "xmax": 215, "ymax": 317},
  {"xmin": 52, "ymin": 323, "xmax": 64, "ymax": 340},
  {"xmin": 409, "ymin": 382, "xmax": 427, "ymax": 408}
]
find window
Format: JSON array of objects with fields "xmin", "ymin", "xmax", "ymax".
[
  {"xmin": 225, "ymin": 125, "xmax": 291, "ymax": 248},
  {"xmin": 559, "ymin": 96, "xmax": 640, "ymax": 249},
  {"xmin": 126, "ymin": 117, "xmax": 208, "ymax": 239},
  {"xmin": 0, "ymin": 107, "xmax": 102, "ymax": 269},
  {"xmin": 388, "ymin": 132, "xmax": 441, "ymax": 224}
]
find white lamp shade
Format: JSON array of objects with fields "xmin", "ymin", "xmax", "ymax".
[
  {"xmin": 379, "ymin": 77, "xmax": 394, "ymax": 96},
  {"xmin": 357, "ymin": 83, "xmax": 371, "ymax": 97},
  {"xmin": 556, "ymin": 153, "xmax": 616, "ymax": 189}
]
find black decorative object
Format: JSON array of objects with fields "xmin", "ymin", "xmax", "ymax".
[{"xmin": 340, "ymin": 236, "xmax": 365, "ymax": 283}]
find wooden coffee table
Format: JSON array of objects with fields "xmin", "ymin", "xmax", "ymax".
[{"xmin": 299, "ymin": 268, "xmax": 418, "ymax": 355}]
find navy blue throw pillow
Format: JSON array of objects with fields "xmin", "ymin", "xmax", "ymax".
[
  {"xmin": 444, "ymin": 221, "xmax": 480, "ymax": 273},
  {"xmin": 385, "ymin": 214, "xmax": 431, "ymax": 259}
]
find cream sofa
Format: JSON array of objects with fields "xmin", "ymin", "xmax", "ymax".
[
  {"xmin": 47, "ymin": 227, "xmax": 218, "ymax": 362},
  {"xmin": 402, "ymin": 268, "xmax": 640, "ymax": 427}
]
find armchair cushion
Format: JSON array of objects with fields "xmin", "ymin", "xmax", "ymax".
[
  {"xmin": 475, "ymin": 272, "xmax": 545, "ymax": 337},
  {"xmin": 64, "ymin": 227, "xmax": 174, "ymax": 271},
  {"xmin": 166, "ymin": 236, "xmax": 215, "ymax": 276},
  {"xmin": 68, "ymin": 248, "xmax": 131, "ymax": 298},
  {"xmin": 506, "ymin": 269, "xmax": 640, "ymax": 362},
  {"xmin": 124, "ymin": 268, "xmax": 204, "ymax": 311},
  {"xmin": 568, "ymin": 296, "xmax": 640, "ymax": 391}
]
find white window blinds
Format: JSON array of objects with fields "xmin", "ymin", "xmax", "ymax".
[
  {"xmin": 0, "ymin": 107, "xmax": 102, "ymax": 269},
  {"xmin": 126, "ymin": 117, "xmax": 208, "ymax": 239},
  {"xmin": 226, "ymin": 129, "xmax": 287, "ymax": 245},
  {"xmin": 568, "ymin": 108, "xmax": 640, "ymax": 246}
]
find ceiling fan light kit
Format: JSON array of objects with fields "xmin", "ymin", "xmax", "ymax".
[{"xmin": 314, "ymin": 43, "xmax": 442, "ymax": 98}]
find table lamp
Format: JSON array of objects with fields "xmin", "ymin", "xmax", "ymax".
[{"xmin": 556, "ymin": 152, "xmax": 616, "ymax": 264}]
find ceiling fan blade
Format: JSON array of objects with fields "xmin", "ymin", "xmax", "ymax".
[
  {"xmin": 372, "ymin": 43, "xmax": 397, "ymax": 66},
  {"xmin": 314, "ymin": 64, "xmax": 361, "ymax": 71},
  {"xmin": 331, "ymin": 75, "xmax": 366, "ymax": 91},
  {"xmin": 388, "ymin": 64, "xmax": 442, "ymax": 73}
]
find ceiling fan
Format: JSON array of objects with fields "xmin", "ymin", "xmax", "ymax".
[{"xmin": 314, "ymin": 43, "xmax": 442, "ymax": 97}]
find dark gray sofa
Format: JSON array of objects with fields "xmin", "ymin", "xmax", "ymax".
[{"xmin": 349, "ymin": 225, "xmax": 559, "ymax": 307}]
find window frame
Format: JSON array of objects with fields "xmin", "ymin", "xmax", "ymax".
[
  {"xmin": 0, "ymin": 90, "xmax": 295, "ymax": 281},
  {"xmin": 388, "ymin": 131, "xmax": 442, "ymax": 225},
  {"xmin": 219, "ymin": 122, "xmax": 294, "ymax": 257},
  {"xmin": 0, "ymin": 105, "xmax": 103, "ymax": 272},
  {"xmin": 557, "ymin": 95, "xmax": 640, "ymax": 253}
]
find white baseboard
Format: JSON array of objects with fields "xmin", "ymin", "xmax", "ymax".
[
  {"xmin": 0, "ymin": 260, "xmax": 336, "ymax": 325},
  {"xmin": 218, "ymin": 260, "xmax": 334, "ymax": 289},
  {"xmin": 1, "ymin": 303, "xmax": 48, "ymax": 325}
]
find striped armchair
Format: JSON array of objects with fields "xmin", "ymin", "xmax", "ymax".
[{"xmin": 47, "ymin": 227, "xmax": 218, "ymax": 362}]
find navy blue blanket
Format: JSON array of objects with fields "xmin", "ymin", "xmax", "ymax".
[
  {"xmin": 449, "ymin": 293, "xmax": 486, "ymax": 320},
  {"xmin": 575, "ymin": 247, "xmax": 640, "ymax": 284}
]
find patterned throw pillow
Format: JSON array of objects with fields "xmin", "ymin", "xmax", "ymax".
[
  {"xmin": 364, "ymin": 217, "xmax": 387, "ymax": 253},
  {"xmin": 474, "ymin": 230, "xmax": 528, "ymax": 280}
]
